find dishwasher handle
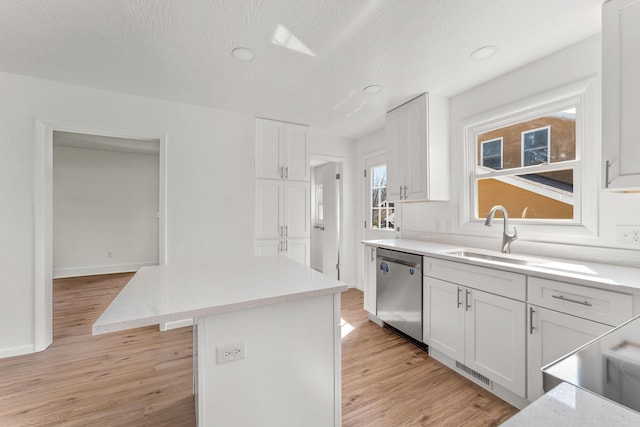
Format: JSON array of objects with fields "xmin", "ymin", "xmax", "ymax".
[{"xmin": 377, "ymin": 256, "xmax": 421, "ymax": 270}]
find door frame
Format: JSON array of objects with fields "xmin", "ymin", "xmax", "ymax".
[
  {"xmin": 33, "ymin": 119, "xmax": 167, "ymax": 352},
  {"xmin": 309, "ymin": 154, "xmax": 344, "ymax": 279}
]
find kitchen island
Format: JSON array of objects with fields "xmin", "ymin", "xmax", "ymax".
[{"xmin": 93, "ymin": 256, "xmax": 347, "ymax": 427}]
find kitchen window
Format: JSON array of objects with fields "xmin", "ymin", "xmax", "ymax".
[{"xmin": 469, "ymin": 96, "xmax": 581, "ymax": 223}]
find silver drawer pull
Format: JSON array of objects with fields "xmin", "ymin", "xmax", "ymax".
[{"xmin": 552, "ymin": 294, "xmax": 592, "ymax": 307}]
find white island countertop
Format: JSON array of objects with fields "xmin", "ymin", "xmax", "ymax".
[
  {"xmin": 500, "ymin": 382, "xmax": 640, "ymax": 426},
  {"xmin": 93, "ymin": 256, "xmax": 348, "ymax": 335}
]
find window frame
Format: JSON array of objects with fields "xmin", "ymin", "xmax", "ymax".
[
  {"xmin": 480, "ymin": 137, "xmax": 504, "ymax": 170},
  {"xmin": 459, "ymin": 78, "xmax": 599, "ymax": 237},
  {"xmin": 521, "ymin": 125, "xmax": 551, "ymax": 167}
]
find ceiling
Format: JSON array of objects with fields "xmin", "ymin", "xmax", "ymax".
[{"xmin": 0, "ymin": 0, "xmax": 602, "ymax": 140}]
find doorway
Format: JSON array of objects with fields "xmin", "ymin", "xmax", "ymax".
[
  {"xmin": 53, "ymin": 131, "xmax": 160, "ymax": 279},
  {"xmin": 310, "ymin": 156, "xmax": 343, "ymax": 280},
  {"xmin": 34, "ymin": 120, "xmax": 167, "ymax": 352}
]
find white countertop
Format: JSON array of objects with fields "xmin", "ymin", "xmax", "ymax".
[
  {"xmin": 93, "ymin": 256, "xmax": 348, "ymax": 335},
  {"xmin": 364, "ymin": 239, "xmax": 640, "ymax": 292},
  {"xmin": 500, "ymin": 382, "xmax": 640, "ymax": 426}
]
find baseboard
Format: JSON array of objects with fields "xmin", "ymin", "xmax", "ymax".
[
  {"xmin": 53, "ymin": 262, "xmax": 157, "ymax": 279},
  {"xmin": 159, "ymin": 318, "xmax": 194, "ymax": 331},
  {"xmin": 0, "ymin": 344, "xmax": 35, "ymax": 359}
]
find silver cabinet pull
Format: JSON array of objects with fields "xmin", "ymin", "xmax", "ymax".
[
  {"xmin": 370, "ymin": 247, "xmax": 375, "ymax": 262},
  {"xmin": 400, "ymin": 186, "xmax": 404, "ymax": 200},
  {"xmin": 285, "ymin": 166, "xmax": 289, "ymax": 178},
  {"xmin": 465, "ymin": 289, "xmax": 471, "ymax": 311},
  {"xmin": 284, "ymin": 240, "xmax": 288, "ymax": 252},
  {"xmin": 457, "ymin": 287, "xmax": 462, "ymax": 308},
  {"xmin": 529, "ymin": 306, "xmax": 536, "ymax": 334},
  {"xmin": 552, "ymin": 295, "xmax": 592, "ymax": 306},
  {"xmin": 285, "ymin": 225, "xmax": 288, "ymax": 237},
  {"xmin": 605, "ymin": 160, "xmax": 611, "ymax": 188},
  {"xmin": 280, "ymin": 166, "xmax": 284, "ymax": 178},
  {"xmin": 404, "ymin": 185, "xmax": 408, "ymax": 199},
  {"xmin": 279, "ymin": 225, "xmax": 283, "ymax": 237},
  {"xmin": 279, "ymin": 240, "xmax": 283, "ymax": 253}
]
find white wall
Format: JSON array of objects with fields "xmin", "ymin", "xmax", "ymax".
[
  {"xmin": 0, "ymin": 71, "xmax": 255, "ymax": 357},
  {"xmin": 53, "ymin": 145, "xmax": 159, "ymax": 278}
]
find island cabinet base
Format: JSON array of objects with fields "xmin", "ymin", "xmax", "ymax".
[{"xmin": 194, "ymin": 293, "xmax": 342, "ymax": 427}]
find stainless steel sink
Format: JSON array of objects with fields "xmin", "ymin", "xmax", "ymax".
[{"xmin": 445, "ymin": 250, "xmax": 545, "ymax": 266}]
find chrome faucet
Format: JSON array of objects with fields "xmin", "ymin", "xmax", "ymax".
[{"xmin": 484, "ymin": 205, "xmax": 517, "ymax": 254}]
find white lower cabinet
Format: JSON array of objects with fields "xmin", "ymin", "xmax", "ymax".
[
  {"xmin": 363, "ymin": 245, "xmax": 377, "ymax": 314},
  {"xmin": 423, "ymin": 277, "xmax": 464, "ymax": 360},
  {"xmin": 526, "ymin": 305, "xmax": 612, "ymax": 401},
  {"xmin": 424, "ymin": 276, "xmax": 526, "ymax": 397}
]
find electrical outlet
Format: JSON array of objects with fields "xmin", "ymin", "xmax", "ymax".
[
  {"xmin": 216, "ymin": 341, "xmax": 246, "ymax": 364},
  {"xmin": 616, "ymin": 225, "xmax": 640, "ymax": 246}
]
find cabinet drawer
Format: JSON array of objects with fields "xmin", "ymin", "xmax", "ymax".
[
  {"xmin": 528, "ymin": 277, "xmax": 633, "ymax": 326},
  {"xmin": 424, "ymin": 257, "xmax": 526, "ymax": 301}
]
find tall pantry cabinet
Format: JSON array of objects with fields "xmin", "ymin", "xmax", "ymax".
[{"xmin": 254, "ymin": 118, "xmax": 310, "ymax": 266}]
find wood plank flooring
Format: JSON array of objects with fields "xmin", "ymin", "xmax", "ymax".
[
  {"xmin": 341, "ymin": 289, "xmax": 518, "ymax": 426},
  {"xmin": 0, "ymin": 275, "xmax": 518, "ymax": 426}
]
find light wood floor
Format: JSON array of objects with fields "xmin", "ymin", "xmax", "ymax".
[{"xmin": 0, "ymin": 274, "xmax": 518, "ymax": 426}]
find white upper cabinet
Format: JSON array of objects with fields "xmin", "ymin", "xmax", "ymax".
[
  {"xmin": 283, "ymin": 124, "xmax": 309, "ymax": 181},
  {"xmin": 255, "ymin": 118, "xmax": 309, "ymax": 181},
  {"xmin": 602, "ymin": 0, "xmax": 640, "ymax": 189},
  {"xmin": 385, "ymin": 93, "xmax": 449, "ymax": 201}
]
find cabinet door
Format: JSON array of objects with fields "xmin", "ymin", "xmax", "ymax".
[
  {"xmin": 283, "ymin": 123, "xmax": 309, "ymax": 181},
  {"xmin": 284, "ymin": 181, "xmax": 310, "ymax": 239},
  {"xmin": 255, "ymin": 119, "xmax": 283, "ymax": 179},
  {"xmin": 465, "ymin": 289, "xmax": 526, "ymax": 397},
  {"xmin": 423, "ymin": 277, "xmax": 464, "ymax": 361},
  {"xmin": 385, "ymin": 105, "xmax": 405, "ymax": 201},
  {"xmin": 255, "ymin": 239, "xmax": 282, "ymax": 257},
  {"xmin": 405, "ymin": 93, "xmax": 428, "ymax": 200},
  {"xmin": 603, "ymin": 0, "xmax": 640, "ymax": 188},
  {"xmin": 363, "ymin": 246, "xmax": 377, "ymax": 314},
  {"xmin": 284, "ymin": 238, "xmax": 310, "ymax": 266},
  {"xmin": 527, "ymin": 306, "xmax": 612, "ymax": 401},
  {"xmin": 255, "ymin": 179, "xmax": 283, "ymax": 239}
]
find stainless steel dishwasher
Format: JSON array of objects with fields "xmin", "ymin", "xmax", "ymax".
[{"xmin": 376, "ymin": 248, "xmax": 423, "ymax": 343}]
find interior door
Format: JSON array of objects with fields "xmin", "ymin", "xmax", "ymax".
[{"xmin": 321, "ymin": 163, "xmax": 339, "ymax": 279}]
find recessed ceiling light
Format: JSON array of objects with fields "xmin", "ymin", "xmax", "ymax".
[
  {"xmin": 363, "ymin": 85, "xmax": 382, "ymax": 94},
  {"xmin": 231, "ymin": 47, "xmax": 255, "ymax": 61},
  {"xmin": 470, "ymin": 45, "xmax": 498, "ymax": 60}
]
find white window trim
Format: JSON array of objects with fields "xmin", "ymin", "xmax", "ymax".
[
  {"xmin": 458, "ymin": 77, "xmax": 599, "ymax": 241},
  {"xmin": 521, "ymin": 125, "xmax": 551, "ymax": 166},
  {"xmin": 480, "ymin": 137, "xmax": 503, "ymax": 169}
]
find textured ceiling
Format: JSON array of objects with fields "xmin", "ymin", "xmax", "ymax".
[{"xmin": 0, "ymin": 0, "xmax": 602, "ymax": 139}]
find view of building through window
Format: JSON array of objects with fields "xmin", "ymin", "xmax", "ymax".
[
  {"xmin": 474, "ymin": 107, "xmax": 576, "ymax": 221},
  {"xmin": 371, "ymin": 164, "xmax": 394, "ymax": 230}
]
